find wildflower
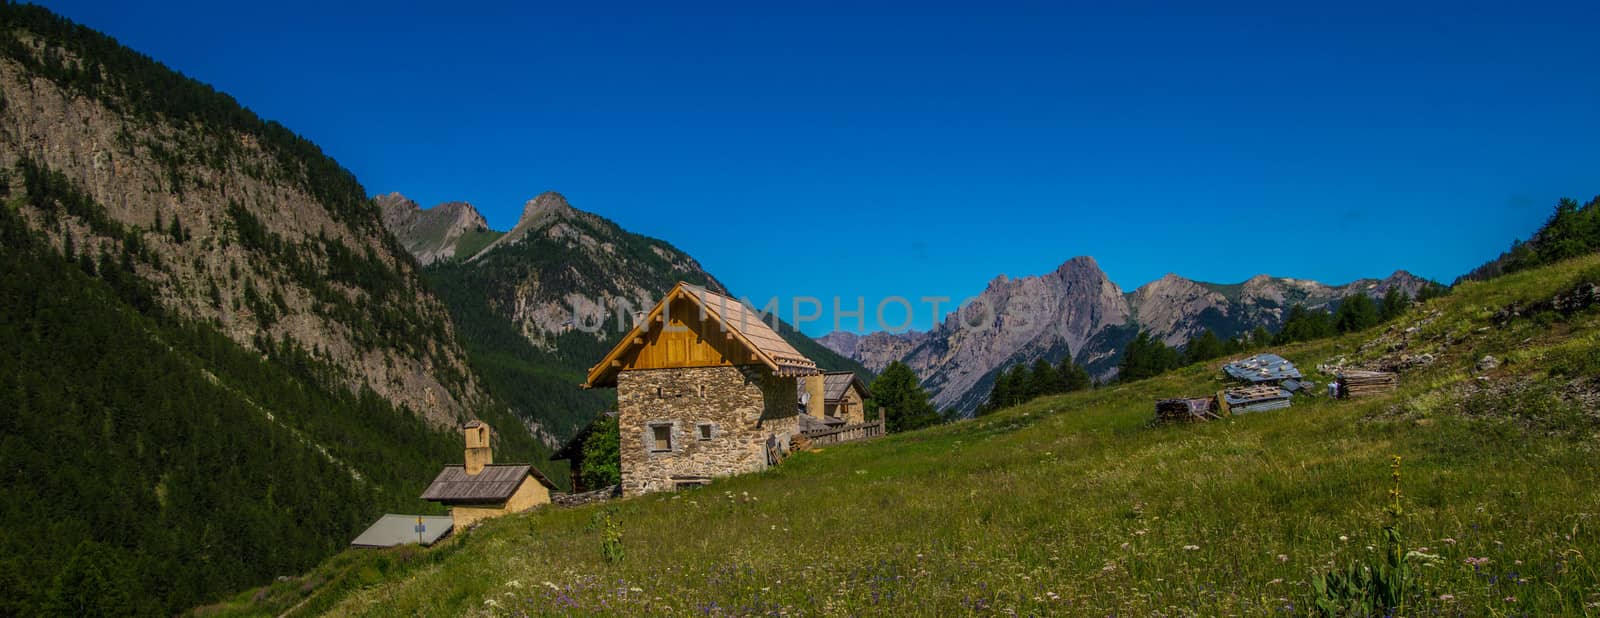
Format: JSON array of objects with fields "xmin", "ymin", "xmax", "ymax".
[
  {"xmin": 1339, "ymin": 535, "xmax": 1349, "ymax": 542},
  {"xmin": 1183, "ymin": 545, "xmax": 1200, "ymax": 551},
  {"xmin": 1441, "ymin": 537, "xmax": 1457, "ymax": 545},
  {"xmin": 629, "ymin": 587, "xmax": 643, "ymax": 593},
  {"xmin": 1268, "ymin": 578, "xmax": 1283, "ymax": 585},
  {"xmin": 505, "ymin": 580, "xmax": 522, "ymax": 589},
  {"xmin": 1438, "ymin": 594, "xmax": 1456, "ymax": 602},
  {"xmin": 1135, "ymin": 529, "xmax": 1148, "ymax": 536},
  {"xmin": 1120, "ymin": 542, "xmax": 1130, "ymax": 550},
  {"xmin": 544, "ymin": 581, "xmax": 560, "ymax": 590},
  {"xmin": 1504, "ymin": 596, "xmax": 1518, "ymax": 603},
  {"xmin": 1276, "ymin": 554, "xmax": 1288, "ymax": 562},
  {"xmin": 1102, "ymin": 563, "xmax": 1117, "ymax": 572},
  {"xmin": 1464, "ymin": 556, "xmax": 1492, "ymax": 567}
]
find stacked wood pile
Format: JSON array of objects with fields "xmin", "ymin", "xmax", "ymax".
[
  {"xmin": 1223, "ymin": 385, "xmax": 1293, "ymax": 413},
  {"xmin": 1336, "ymin": 370, "xmax": 1398, "ymax": 398},
  {"xmin": 1155, "ymin": 397, "xmax": 1221, "ymax": 423}
]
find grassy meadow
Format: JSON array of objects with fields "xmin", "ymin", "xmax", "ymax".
[{"xmin": 199, "ymin": 255, "xmax": 1600, "ymax": 617}]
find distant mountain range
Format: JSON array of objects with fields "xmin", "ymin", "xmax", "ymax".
[{"xmin": 818, "ymin": 256, "xmax": 1430, "ymax": 414}]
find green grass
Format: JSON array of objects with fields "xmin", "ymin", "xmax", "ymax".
[
  {"xmin": 453, "ymin": 229, "xmax": 504, "ymax": 261},
  {"xmin": 208, "ymin": 254, "xmax": 1600, "ymax": 617}
]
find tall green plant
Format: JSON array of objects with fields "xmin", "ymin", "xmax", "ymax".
[{"xmin": 1313, "ymin": 456, "xmax": 1412, "ymax": 616}]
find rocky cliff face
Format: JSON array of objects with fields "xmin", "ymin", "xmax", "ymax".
[
  {"xmin": 819, "ymin": 258, "xmax": 1431, "ymax": 415},
  {"xmin": 814, "ymin": 330, "xmax": 929, "ymax": 374},
  {"xmin": 0, "ymin": 28, "xmax": 481, "ymax": 426},
  {"xmin": 377, "ymin": 192, "xmax": 492, "ymax": 265}
]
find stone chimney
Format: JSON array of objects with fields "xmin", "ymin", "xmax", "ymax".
[
  {"xmin": 804, "ymin": 375, "xmax": 826, "ymax": 417},
  {"xmin": 464, "ymin": 421, "xmax": 493, "ymax": 475}
]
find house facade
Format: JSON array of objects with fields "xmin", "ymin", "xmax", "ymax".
[
  {"xmin": 801, "ymin": 371, "xmax": 871, "ymax": 426},
  {"xmin": 584, "ymin": 282, "xmax": 819, "ymax": 496},
  {"xmin": 420, "ymin": 421, "xmax": 558, "ymax": 528}
]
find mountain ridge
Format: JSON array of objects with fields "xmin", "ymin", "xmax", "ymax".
[{"xmin": 818, "ymin": 257, "xmax": 1431, "ymax": 413}]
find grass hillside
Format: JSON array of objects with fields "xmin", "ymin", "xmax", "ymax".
[{"xmin": 204, "ymin": 254, "xmax": 1600, "ymax": 617}]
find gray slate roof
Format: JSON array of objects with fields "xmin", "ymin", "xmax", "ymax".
[
  {"xmin": 350, "ymin": 514, "xmax": 453, "ymax": 548},
  {"xmin": 820, "ymin": 372, "xmax": 868, "ymax": 401},
  {"xmin": 420, "ymin": 464, "xmax": 556, "ymax": 504},
  {"xmin": 1223, "ymin": 353, "xmax": 1303, "ymax": 383}
]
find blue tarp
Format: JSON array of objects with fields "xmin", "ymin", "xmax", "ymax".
[{"xmin": 1223, "ymin": 353, "xmax": 1303, "ymax": 383}]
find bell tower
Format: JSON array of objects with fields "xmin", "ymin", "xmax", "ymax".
[{"xmin": 464, "ymin": 420, "xmax": 493, "ymax": 475}]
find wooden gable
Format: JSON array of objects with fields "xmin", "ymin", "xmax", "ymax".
[
  {"xmin": 620, "ymin": 296, "xmax": 760, "ymax": 371},
  {"xmin": 584, "ymin": 282, "xmax": 820, "ymax": 388}
]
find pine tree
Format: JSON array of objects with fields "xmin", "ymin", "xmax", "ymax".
[
  {"xmin": 1119, "ymin": 331, "xmax": 1179, "ymax": 381},
  {"xmin": 1184, "ymin": 329, "xmax": 1224, "ymax": 365},
  {"xmin": 1057, "ymin": 356, "xmax": 1091, "ymax": 392},
  {"xmin": 871, "ymin": 361, "xmax": 940, "ymax": 431},
  {"xmin": 1380, "ymin": 288, "xmax": 1411, "ymax": 321},
  {"xmin": 1334, "ymin": 294, "xmax": 1380, "ymax": 333},
  {"xmin": 1251, "ymin": 326, "xmax": 1273, "ymax": 348},
  {"xmin": 1276, "ymin": 304, "xmax": 1335, "ymax": 344},
  {"xmin": 1027, "ymin": 358, "xmax": 1060, "ymax": 397}
]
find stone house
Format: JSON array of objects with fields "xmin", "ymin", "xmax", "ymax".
[
  {"xmin": 584, "ymin": 282, "xmax": 820, "ymax": 496},
  {"xmin": 800, "ymin": 371, "xmax": 872, "ymax": 427},
  {"xmin": 421, "ymin": 421, "xmax": 558, "ymax": 528}
]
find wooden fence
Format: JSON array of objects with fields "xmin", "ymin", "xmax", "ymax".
[{"xmin": 801, "ymin": 418, "xmax": 886, "ymax": 446}]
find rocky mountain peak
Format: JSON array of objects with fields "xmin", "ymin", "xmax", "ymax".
[
  {"xmin": 519, "ymin": 191, "xmax": 573, "ymax": 224},
  {"xmin": 377, "ymin": 194, "xmax": 491, "ymax": 266}
]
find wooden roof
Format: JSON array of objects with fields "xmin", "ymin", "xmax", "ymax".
[
  {"xmin": 820, "ymin": 371, "xmax": 869, "ymax": 401},
  {"xmin": 419, "ymin": 464, "xmax": 556, "ymax": 505},
  {"xmin": 584, "ymin": 282, "xmax": 819, "ymax": 388}
]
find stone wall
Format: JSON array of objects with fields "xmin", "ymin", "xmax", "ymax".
[{"xmin": 617, "ymin": 365, "xmax": 799, "ymax": 496}]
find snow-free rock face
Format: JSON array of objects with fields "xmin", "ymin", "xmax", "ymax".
[
  {"xmin": 0, "ymin": 43, "xmax": 481, "ymax": 427},
  {"xmin": 377, "ymin": 193, "xmax": 491, "ymax": 265},
  {"xmin": 1128, "ymin": 273, "xmax": 1232, "ymax": 347},
  {"xmin": 815, "ymin": 330, "xmax": 930, "ymax": 374},
  {"xmin": 818, "ymin": 259, "xmax": 1435, "ymax": 416}
]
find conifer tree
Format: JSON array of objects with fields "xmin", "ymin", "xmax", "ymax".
[
  {"xmin": 871, "ymin": 361, "xmax": 940, "ymax": 431},
  {"xmin": 1058, "ymin": 356, "xmax": 1091, "ymax": 392},
  {"xmin": 1380, "ymin": 288, "xmax": 1411, "ymax": 321},
  {"xmin": 1334, "ymin": 294, "xmax": 1380, "ymax": 333}
]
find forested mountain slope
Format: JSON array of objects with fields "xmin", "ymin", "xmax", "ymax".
[{"xmin": 0, "ymin": 5, "xmax": 555, "ymax": 614}]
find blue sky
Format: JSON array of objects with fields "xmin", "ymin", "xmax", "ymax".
[{"xmin": 38, "ymin": 1, "xmax": 1600, "ymax": 334}]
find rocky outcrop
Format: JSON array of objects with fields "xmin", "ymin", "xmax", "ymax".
[
  {"xmin": 0, "ymin": 36, "xmax": 481, "ymax": 427},
  {"xmin": 819, "ymin": 258, "xmax": 1435, "ymax": 416},
  {"xmin": 1128, "ymin": 273, "xmax": 1232, "ymax": 347},
  {"xmin": 815, "ymin": 330, "xmax": 929, "ymax": 373},
  {"xmin": 377, "ymin": 193, "xmax": 491, "ymax": 265}
]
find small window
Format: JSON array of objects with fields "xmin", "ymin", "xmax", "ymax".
[
  {"xmin": 650, "ymin": 423, "xmax": 673, "ymax": 452},
  {"xmin": 696, "ymin": 423, "xmax": 714, "ymax": 441},
  {"xmin": 655, "ymin": 386, "xmax": 664, "ymax": 398},
  {"xmin": 697, "ymin": 384, "xmax": 707, "ymax": 398}
]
